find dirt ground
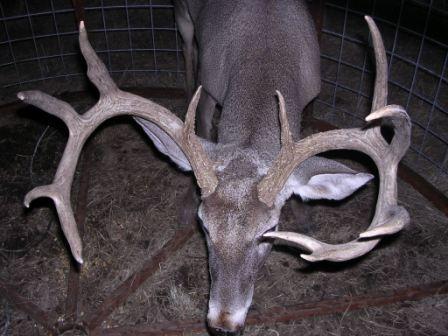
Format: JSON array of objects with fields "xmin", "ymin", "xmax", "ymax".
[
  {"xmin": 1, "ymin": 0, "xmax": 447, "ymax": 197},
  {"xmin": 0, "ymin": 94, "xmax": 447, "ymax": 335}
]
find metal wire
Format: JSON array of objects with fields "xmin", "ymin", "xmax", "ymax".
[
  {"xmin": 0, "ymin": 1, "xmax": 182, "ymax": 91},
  {"xmin": 149, "ymin": 0, "xmax": 159, "ymax": 72},
  {"xmin": 0, "ymin": 300, "xmax": 11, "ymax": 336},
  {"xmin": 317, "ymin": 0, "xmax": 448, "ymax": 179},
  {"xmin": 0, "ymin": 0, "xmax": 447, "ymax": 182}
]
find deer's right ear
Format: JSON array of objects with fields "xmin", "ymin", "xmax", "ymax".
[
  {"xmin": 135, "ymin": 117, "xmax": 192, "ymax": 171},
  {"xmin": 135, "ymin": 117, "xmax": 216, "ymax": 172}
]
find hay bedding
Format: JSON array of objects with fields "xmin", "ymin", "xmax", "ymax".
[{"xmin": 0, "ymin": 95, "xmax": 447, "ymax": 335}]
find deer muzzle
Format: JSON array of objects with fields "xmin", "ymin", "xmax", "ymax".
[
  {"xmin": 207, "ymin": 308, "xmax": 246, "ymax": 335},
  {"xmin": 207, "ymin": 283, "xmax": 253, "ymax": 336}
]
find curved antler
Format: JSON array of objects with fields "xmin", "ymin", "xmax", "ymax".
[
  {"xmin": 260, "ymin": 16, "xmax": 411, "ymax": 262},
  {"xmin": 18, "ymin": 22, "xmax": 217, "ymax": 264}
]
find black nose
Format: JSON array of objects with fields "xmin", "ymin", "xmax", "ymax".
[{"xmin": 208, "ymin": 326, "xmax": 244, "ymax": 336}]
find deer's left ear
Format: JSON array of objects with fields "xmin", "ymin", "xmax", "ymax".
[
  {"xmin": 292, "ymin": 172, "xmax": 374, "ymax": 201},
  {"xmin": 284, "ymin": 157, "xmax": 374, "ymax": 202}
]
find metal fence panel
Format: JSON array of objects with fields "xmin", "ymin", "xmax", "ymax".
[{"xmin": 1, "ymin": 0, "xmax": 446, "ymax": 194}]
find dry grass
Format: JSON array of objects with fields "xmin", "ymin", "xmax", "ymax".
[{"xmin": 0, "ymin": 96, "xmax": 447, "ymax": 335}]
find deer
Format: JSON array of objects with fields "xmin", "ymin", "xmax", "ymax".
[{"xmin": 17, "ymin": 0, "xmax": 411, "ymax": 334}]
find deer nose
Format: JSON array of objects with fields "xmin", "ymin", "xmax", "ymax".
[
  {"xmin": 208, "ymin": 325, "xmax": 244, "ymax": 336},
  {"xmin": 207, "ymin": 311, "xmax": 244, "ymax": 336}
]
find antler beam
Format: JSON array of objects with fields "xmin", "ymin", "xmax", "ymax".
[
  {"xmin": 18, "ymin": 22, "xmax": 217, "ymax": 264},
  {"xmin": 261, "ymin": 16, "xmax": 411, "ymax": 262}
]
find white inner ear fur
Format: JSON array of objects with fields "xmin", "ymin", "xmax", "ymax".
[
  {"xmin": 135, "ymin": 117, "xmax": 192, "ymax": 171},
  {"xmin": 293, "ymin": 173, "xmax": 374, "ymax": 201}
]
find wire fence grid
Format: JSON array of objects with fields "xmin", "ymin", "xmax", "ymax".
[
  {"xmin": 315, "ymin": 0, "xmax": 448, "ymax": 194},
  {"xmin": 0, "ymin": 0, "xmax": 183, "ymax": 101},
  {"xmin": 1, "ymin": 0, "xmax": 447, "ymax": 194}
]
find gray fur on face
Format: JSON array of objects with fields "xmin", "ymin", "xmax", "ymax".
[{"xmin": 143, "ymin": 0, "xmax": 377, "ymax": 333}]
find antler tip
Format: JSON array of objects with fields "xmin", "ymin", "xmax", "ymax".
[
  {"xmin": 75, "ymin": 255, "xmax": 84, "ymax": 264},
  {"xmin": 24, "ymin": 191, "xmax": 35, "ymax": 208},
  {"xmin": 300, "ymin": 253, "xmax": 317, "ymax": 262},
  {"xmin": 79, "ymin": 20, "xmax": 85, "ymax": 31},
  {"xmin": 364, "ymin": 15, "xmax": 375, "ymax": 27},
  {"xmin": 17, "ymin": 92, "xmax": 25, "ymax": 101},
  {"xmin": 68, "ymin": 239, "xmax": 84, "ymax": 265},
  {"xmin": 191, "ymin": 85, "xmax": 202, "ymax": 100},
  {"xmin": 365, "ymin": 105, "xmax": 409, "ymax": 123},
  {"xmin": 359, "ymin": 231, "xmax": 376, "ymax": 239}
]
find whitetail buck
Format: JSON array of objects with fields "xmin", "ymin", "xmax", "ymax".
[{"xmin": 18, "ymin": 0, "xmax": 410, "ymax": 335}]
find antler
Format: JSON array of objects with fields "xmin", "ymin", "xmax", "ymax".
[
  {"xmin": 18, "ymin": 21, "xmax": 217, "ymax": 264},
  {"xmin": 260, "ymin": 16, "xmax": 411, "ymax": 262}
]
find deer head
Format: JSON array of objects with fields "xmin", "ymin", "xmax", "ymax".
[{"xmin": 19, "ymin": 17, "xmax": 410, "ymax": 336}]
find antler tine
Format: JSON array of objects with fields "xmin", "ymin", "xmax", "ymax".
[
  {"xmin": 276, "ymin": 90, "xmax": 293, "ymax": 147},
  {"xmin": 79, "ymin": 21, "xmax": 117, "ymax": 95},
  {"xmin": 184, "ymin": 86, "xmax": 201, "ymax": 133},
  {"xmin": 17, "ymin": 91, "xmax": 81, "ymax": 127},
  {"xmin": 364, "ymin": 16, "xmax": 388, "ymax": 111},
  {"xmin": 260, "ymin": 17, "xmax": 411, "ymax": 262},
  {"xmin": 19, "ymin": 22, "xmax": 217, "ymax": 264},
  {"xmin": 18, "ymin": 90, "xmax": 85, "ymax": 264},
  {"xmin": 178, "ymin": 86, "xmax": 218, "ymax": 195}
]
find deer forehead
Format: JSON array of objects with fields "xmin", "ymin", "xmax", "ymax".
[
  {"xmin": 205, "ymin": 152, "xmax": 264, "ymax": 204},
  {"xmin": 215, "ymin": 147, "xmax": 269, "ymax": 175},
  {"xmin": 202, "ymin": 187, "xmax": 266, "ymax": 224},
  {"xmin": 200, "ymin": 180, "xmax": 277, "ymax": 244}
]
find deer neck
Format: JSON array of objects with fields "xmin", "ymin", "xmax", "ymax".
[{"xmin": 217, "ymin": 68, "xmax": 303, "ymax": 162}]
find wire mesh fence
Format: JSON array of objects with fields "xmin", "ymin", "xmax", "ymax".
[
  {"xmin": 315, "ymin": 0, "xmax": 448, "ymax": 194},
  {"xmin": 1, "ymin": 0, "xmax": 447, "ymax": 194},
  {"xmin": 0, "ymin": 0, "xmax": 183, "ymax": 103}
]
